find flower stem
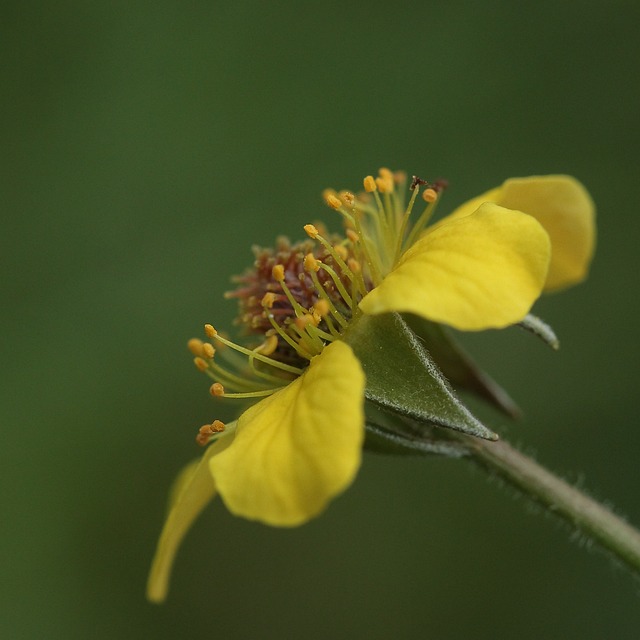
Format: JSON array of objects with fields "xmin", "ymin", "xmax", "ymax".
[{"xmin": 466, "ymin": 436, "xmax": 640, "ymax": 575}]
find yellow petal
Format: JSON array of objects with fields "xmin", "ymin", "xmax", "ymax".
[
  {"xmin": 146, "ymin": 436, "xmax": 232, "ymax": 603},
  {"xmin": 359, "ymin": 203, "xmax": 551, "ymax": 331},
  {"xmin": 493, "ymin": 176, "xmax": 595, "ymax": 291},
  {"xmin": 210, "ymin": 341, "xmax": 365, "ymax": 526},
  {"xmin": 444, "ymin": 176, "xmax": 595, "ymax": 291}
]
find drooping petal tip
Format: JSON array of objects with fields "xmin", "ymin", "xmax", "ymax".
[
  {"xmin": 446, "ymin": 175, "xmax": 595, "ymax": 292},
  {"xmin": 146, "ymin": 437, "xmax": 232, "ymax": 603},
  {"xmin": 495, "ymin": 175, "xmax": 595, "ymax": 291},
  {"xmin": 210, "ymin": 340, "xmax": 366, "ymax": 527}
]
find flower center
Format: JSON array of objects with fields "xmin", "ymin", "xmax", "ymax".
[{"xmin": 190, "ymin": 167, "xmax": 446, "ymax": 445}]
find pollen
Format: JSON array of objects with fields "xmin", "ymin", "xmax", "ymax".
[
  {"xmin": 423, "ymin": 188, "xmax": 438, "ymax": 203},
  {"xmin": 339, "ymin": 191, "xmax": 356, "ymax": 206},
  {"xmin": 326, "ymin": 194, "xmax": 343, "ymax": 210},
  {"xmin": 195, "ymin": 420, "xmax": 226, "ymax": 446},
  {"xmin": 363, "ymin": 175, "xmax": 377, "ymax": 192},
  {"xmin": 314, "ymin": 298, "xmax": 330, "ymax": 317},
  {"xmin": 304, "ymin": 224, "xmax": 319, "ymax": 239},
  {"xmin": 255, "ymin": 333, "xmax": 279, "ymax": 356},
  {"xmin": 194, "ymin": 357, "xmax": 208, "ymax": 372},
  {"xmin": 272, "ymin": 264, "xmax": 285, "ymax": 282},
  {"xmin": 346, "ymin": 229, "xmax": 359, "ymax": 243},
  {"xmin": 376, "ymin": 176, "xmax": 393, "ymax": 193},
  {"xmin": 304, "ymin": 253, "xmax": 320, "ymax": 272},
  {"xmin": 204, "ymin": 324, "xmax": 217, "ymax": 339},
  {"xmin": 334, "ymin": 244, "xmax": 348, "ymax": 260},
  {"xmin": 202, "ymin": 343, "xmax": 215, "ymax": 359},
  {"xmin": 210, "ymin": 382, "xmax": 225, "ymax": 396},
  {"xmin": 261, "ymin": 292, "xmax": 277, "ymax": 308},
  {"xmin": 187, "ymin": 338, "xmax": 204, "ymax": 356}
]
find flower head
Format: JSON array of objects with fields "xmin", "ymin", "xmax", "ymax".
[{"xmin": 147, "ymin": 167, "xmax": 595, "ymax": 602}]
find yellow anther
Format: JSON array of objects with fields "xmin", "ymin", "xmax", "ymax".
[
  {"xmin": 210, "ymin": 382, "xmax": 225, "ymax": 397},
  {"xmin": 326, "ymin": 194, "xmax": 343, "ymax": 210},
  {"xmin": 204, "ymin": 324, "xmax": 217, "ymax": 338},
  {"xmin": 272, "ymin": 264, "xmax": 285, "ymax": 282},
  {"xmin": 346, "ymin": 229, "xmax": 359, "ymax": 243},
  {"xmin": 378, "ymin": 167, "xmax": 394, "ymax": 181},
  {"xmin": 322, "ymin": 188, "xmax": 338, "ymax": 203},
  {"xmin": 194, "ymin": 357, "xmax": 208, "ymax": 372},
  {"xmin": 304, "ymin": 223, "xmax": 319, "ymax": 239},
  {"xmin": 295, "ymin": 314, "xmax": 318, "ymax": 330},
  {"xmin": 363, "ymin": 175, "xmax": 377, "ymax": 192},
  {"xmin": 394, "ymin": 170, "xmax": 407, "ymax": 184},
  {"xmin": 422, "ymin": 188, "xmax": 438, "ymax": 203},
  {"xmin": 347, "ymin": 258, "xmax": 361, "ymax": 273},
  {"xmin": 211, "ymin": 419, "xmax": 226, "ymax": 433},
  {"xmin": 202, "ymin": 343, "xmax": 215, "ymax": 359},
  {"xmin": 339, "ymin": 190, "xmax": 356, "ymax": 206},
  {"xmin": 196, "ymin": 420, "xmax": 226, "ymax": 446},
  {"xmin": 334, "ymin": 244, "xmax": 348, "ymax": 260},
  {"xmin": 261, "ymin": 292, "xmax": 277, "ymax": 308},
  {"xmin": 255, "ymin": 334, "xmax": 278, "ymax": 356},
  {"xmin": 187, "ymin": 338, "xmax": 204, "ymax": 356},
  {"xmin": 314, "ymin": 298, "xmax": 330, "ymax": 317},
  {"xmin": 304, "ymin": 253, "xmax": 320, "ymax": 272},
  {"xmin": 376, "ymin": 176, "xmax": 393, "ymax": 193}
]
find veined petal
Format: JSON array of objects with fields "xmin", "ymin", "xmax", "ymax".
[
  {"xmin": 146, "ymin": 436, "xmax": 233, "ymax": 603},
  {"xmin": 210, "ymin": 341, "xmax": 365, "ymax": 526},
  {"xmin": 359, "ymin": 204, "xmax": 551, "ymax": 331},
  {"xmin": 443, "ymin": 176, "xmax": 595, "ymax": 291}
]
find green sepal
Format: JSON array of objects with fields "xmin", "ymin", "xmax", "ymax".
[
  {"xmin": 344, "ymin": 312, "xmax": 498, "ymax": 441},
  {"xmin": 403, "ymin": 313, "xmax": 521, "ymax": 419},
  {"xmin": 363, "ymin": 402, "xmax": 471, "ymax": 457}
]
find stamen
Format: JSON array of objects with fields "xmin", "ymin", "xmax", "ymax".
[
  {"xmin": 339, "ymin": 191, "xmax": 356, "ymax": 206},
  {"xmin": 194, "ymin": 357, "xmax": 208, "ymax": 372},
  {"xmin": 317, "ymin": 260, "xmax": 353, "ymax": 308},
  {"xmin": 363, "ymin": 175, "xmax": 377, "ymax": 192},
  {"xmin": 196, "ymin": 419, "xmax": 236, "ymax": 447},
  {"xmin": 422, "ymin": 188, "xmax": 438, "ymax": 203},
  {"xmin": 306, "ymin": 265, "xmax": 349, "ymax": 328},
  {"xmin": 305, "ymin": 228, "xmax": 364, "ymax": 295},
  {"xmin": 187, "ymin": 338, "xmax": 204, "ymax": 356},
  {"xmin": 261, "ymin": 292, "xmax": 277, "ymax": 308},
  {"xmin": 326, "ymin": 194, "xmax": 343, "ymax": 210},
  {"xmin": 265, "ymin": 313, "xmax": 314, "ymax": 360},
  {"xmin": 208, "ymin": 328, "xmax": 304, "ymax": 375},
  {"xmin": 210, "ymin": 382, "xmax": 225, "ymax": 396},
  {"xmin": 202, "ymin": 343, "xmax": 215, "ymax": 359}
]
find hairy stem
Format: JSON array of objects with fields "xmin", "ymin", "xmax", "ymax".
[{"xmin": 466, "ymin": 436, "xmax": 640, "ymax": 575}]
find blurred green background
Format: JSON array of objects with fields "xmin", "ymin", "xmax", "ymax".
[{"xmin": 3, "ymin": 1, "xmax": 640, "ymax": 638}]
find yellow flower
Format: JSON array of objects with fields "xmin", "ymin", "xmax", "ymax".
[{"xmin": 147, "ymin": 169, "xmax": 595, "ymax": 602}]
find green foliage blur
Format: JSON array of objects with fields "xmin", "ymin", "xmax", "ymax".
[{"xmin": 3, "ymin": 1, "xmax": 639, "ymax": 638}]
